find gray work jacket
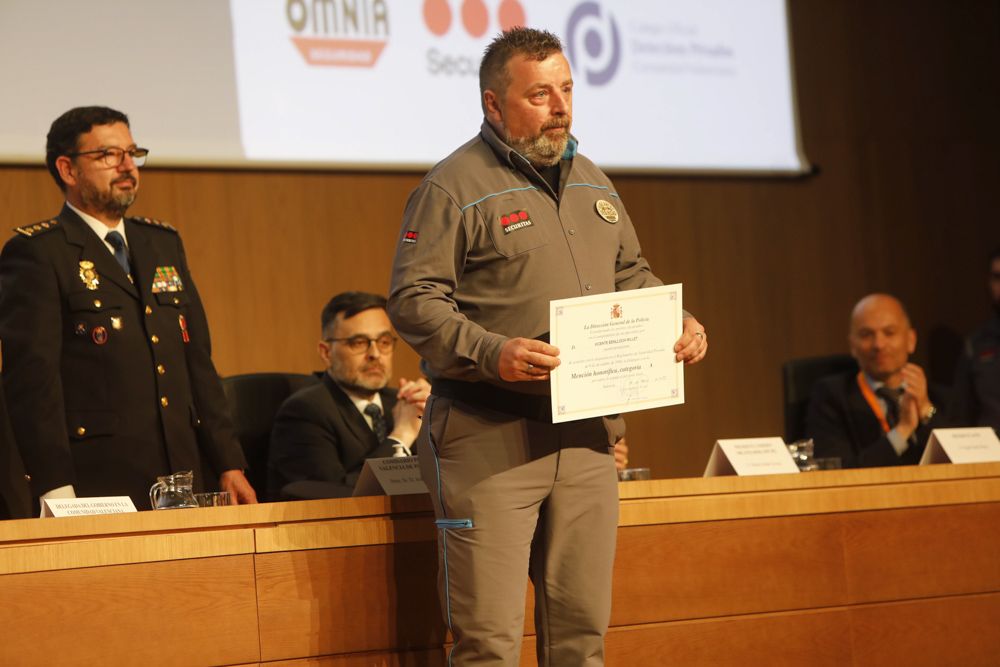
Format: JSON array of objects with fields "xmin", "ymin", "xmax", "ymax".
[{"xmin": 389, "ymin": 121, "xmax": 662, "ymax": 394}]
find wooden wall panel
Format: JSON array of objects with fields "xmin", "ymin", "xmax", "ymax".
[
  {"xmin": 610, "ymin": 515, "xmax": 848, "ymax": 625},
  {"xmin": 262, "ymin": 650, "xmax": 446, "ymax": 667},
  {"xmin": 530, "ymin": 593, "xmax": 1000, "ymax": 666},
  {"xmin": 0, "ymin": 555, "xmax": 259, "ymax": 667},
  {"xmin": 523, "ymin": 609, "xmax": 856, "ymax": 667},
  {"xmin": 841, "ymin": 502, "xmax": 1000, "ymax": 602},
  {"xmin": 255, "ymin": 543, "xmax": 445, "ymax": 661},
  {"xmin": 849, "ymin": 593, "xmax": 1000, "ymax": 667},
  {"xmin": 1, "ymin": 0, "xmax": 998, "ymax": 484}
]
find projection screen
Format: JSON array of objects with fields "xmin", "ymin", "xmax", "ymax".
[{"xmin": 0, "ymin": 0, "xmax": 809, "ymax": 174}]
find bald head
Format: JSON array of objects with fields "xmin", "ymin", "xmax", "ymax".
[
  {"xmin": 848, "ymin": 293, "xmax": 916, "ymax": 383},
  {"xmin": 850, "ymin": 294, "xmax": 910, "ymax": 330}
]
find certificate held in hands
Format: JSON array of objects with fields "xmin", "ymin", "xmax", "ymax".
[{"xmin": 549, "ymin": 284, "xmax": 685, "ymax": 423}]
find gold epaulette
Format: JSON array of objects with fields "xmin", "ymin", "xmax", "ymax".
[
  {"xmin": 129, "ymin": 216, "xmax": 178, "ymax": 233},
  {"xmin": 13, "ymin": 218, "xmax": 60, "ymax": 237}
]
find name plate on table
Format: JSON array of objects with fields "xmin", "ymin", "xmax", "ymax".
[
  {"xmin": 352, "ymin": 456, "xmax": 429, "ymax": 497},
  {"xmin": 41, "ymin": 496, "xmax": 137, "ymax": 518},
  {"xmin": 920, "ymin": 427, "xmax": 1000, "ymax": 465},
  {"xmin": 704, "ymin": 437, "xmax": 801, "ymax": 477},
  {"xmin": 549, "ymin": 284, "xmax": 684, "ymax": 424}
]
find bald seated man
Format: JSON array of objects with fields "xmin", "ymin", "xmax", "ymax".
[{"xmin": 805, "ymin": 294, "xmax": 950, "ymax": 467}]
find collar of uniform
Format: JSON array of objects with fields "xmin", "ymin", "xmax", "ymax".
[
  {"xmin": 562, "ymin": 136, "xmax": 579, "ymax": 159},
  {"xmin": 65, "ymin": 200, "xmax": 129, "ymax": 250},
  {"xmin": 479, "ymin": 119, "xmax": 579, "ymax": 170}
]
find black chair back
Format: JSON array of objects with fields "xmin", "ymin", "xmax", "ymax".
[
  {"xmin": 782, "ymin": 354, "xmax": 858, "ymax": 442},
  {"xmin": 221, "ymin": 372, "xmax": 320, "ymax": 502}
]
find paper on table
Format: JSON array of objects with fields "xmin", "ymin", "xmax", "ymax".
[
  {"xmin": 549, "ymin": 284, "xmax": 684, "ymax": 423},
  {"xmin": 41, "ymin": 496, "xmax": 137, "ymax": 518},
  {"xmin": 920, "ymin": 427, "xmax": 1000, "ymax": 465},
  {"xmin": 352, "ymin": 456, "xmax": 429, "ymax": 497}
]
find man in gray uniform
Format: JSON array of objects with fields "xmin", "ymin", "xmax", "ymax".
[{"xmin": 388, "ymin": 28, "xmax": 707, "ymax": 666}]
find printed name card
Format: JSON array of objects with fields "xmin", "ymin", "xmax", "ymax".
[
  {"xmin": 353, "ymin": 456, "xmax": 429, "ymax": 497},
  {"xmin": 920, "ymin": 427, "xmax": 1000, "ymax": 465},
  {"xmin": 704, "ymin": 437, "xmax": 801, "ymax": 477},
  {"xmin": 41, "ymin": 496, "xmax": 137, "ymax": 518}
]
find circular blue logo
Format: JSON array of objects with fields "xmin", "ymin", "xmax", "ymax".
[{"xmin": 566, "ymin": 2, "xmax": 621, "ymax": 86}]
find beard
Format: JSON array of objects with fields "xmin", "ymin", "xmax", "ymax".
[
  {"xmin": 505, "ymin": 118, "xmax": 572, "ymax": 168},
  {"xmin": 330, "ymin": 358, "xmax": 390, "ymax": 397},
  {"xmin": 80, "ymin": 175, "xmax": 137, "ymax": 219}
]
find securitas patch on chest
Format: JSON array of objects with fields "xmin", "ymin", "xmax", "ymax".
[
  {"xmin": 403, "ymin": 230, "xmax": 419, "ymax": 244},
  {"xmin": 500, "ymin": 210, "xmax": 533, "ymax": 235}
]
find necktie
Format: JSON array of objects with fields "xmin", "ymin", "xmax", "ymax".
[
  {"xmin": 105, "ymin": 230, "xmax": 131, "ymax": 276},
  {"xmin": 364, "ymin": 403, "xmax": 388, "ymax": 442},
  {"xmin": 875, "ymin": 386, "xmax": 902, "ymax": 428}
]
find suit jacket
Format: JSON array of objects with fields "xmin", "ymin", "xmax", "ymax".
[
  {"xmin": 0, "ymin": 206, "xmax": 247, "ymax": 510},
  {"xmin": 0, "ymin": 381, "xmax": 31, "ymax": 520},
  {"xmin": 268, "ymin": 373, "xmax": 398, "ymax": 499},
  {"xmin": 806, "ymin": 371, "xmax": 950, "ymax": 468},
  {"xmin": 949, "ymin": 314, "xmax": 1000, "ymax": 432}
]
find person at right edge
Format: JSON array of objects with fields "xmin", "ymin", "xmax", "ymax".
[
  {"xmin": 950, "ymin": 246, "xmax": 1000, "ymax": 434},
  {"xmin": 388, "ymin": 28, "xmax": 708, "ymax": 666}
]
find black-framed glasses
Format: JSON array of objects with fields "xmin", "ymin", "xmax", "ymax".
[
  {"xmin": 66, "ymin": 146, "xmax": 149, "ymax": 168},
  {"xmin": 325, "ymin": 333, "xmax": 397, "ymax": 354}
]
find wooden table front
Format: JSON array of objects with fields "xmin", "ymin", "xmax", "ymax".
[{"xmin": 2, "ymin": 463, "xmax": 1000, "ymax": 666}]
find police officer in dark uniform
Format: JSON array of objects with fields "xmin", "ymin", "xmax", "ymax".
[
  {"xmin": 0, "ymin": 381, "xmax": 31, "ymax": 520},
  {"xmin": 0, "ymin": 106, "xmax": 256, "ymax": 511}
]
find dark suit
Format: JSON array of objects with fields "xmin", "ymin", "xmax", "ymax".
[
  {"xmin": 268, "ymin": 372, "xmax": 398, "ymax": 499},
  {"xmin": 0, "ymin": 206, "xmax": 247, "ymax": 510},
  {"xmin": 806, "ymin": 371, "xmax": 950, "ymax": 468},
  {"xmin": 0, "ymin": 382, "xmax": 31, "ymax": 520}
]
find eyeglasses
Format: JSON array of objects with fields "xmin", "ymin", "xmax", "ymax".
[
  {"xmin": 66, "ymin": 146, "xmax": 149, "ymax": 168},
  {"xmin": 325, "ymin": 333, "xmax": 397, "ymax": 354}
]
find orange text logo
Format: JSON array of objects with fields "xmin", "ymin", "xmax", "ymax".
[
  {"xmin": 423, "ymin": 0, "xmax": 525, "ymax": 38},
  {"xmin": 287, "ymin": 0, "xmax": 390, "ymax": 67}
]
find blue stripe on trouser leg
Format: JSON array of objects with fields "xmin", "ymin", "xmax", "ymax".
[{"xmin": 425, "ymin": 397, "xmax": 474, "ymax": 666}]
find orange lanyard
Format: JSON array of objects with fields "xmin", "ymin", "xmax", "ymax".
[{"xmin": 856, "ymin": 372, "xmax": 891, "ymax": 433}]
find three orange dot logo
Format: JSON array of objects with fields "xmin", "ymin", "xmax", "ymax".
[{"xmin": 423, "ymin": 0, "xmax": 526, "ymax": 38}]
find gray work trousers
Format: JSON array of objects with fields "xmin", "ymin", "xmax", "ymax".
[{"xmin": 420, "ymin": 395, "xmax": 621, "ymax": 666}]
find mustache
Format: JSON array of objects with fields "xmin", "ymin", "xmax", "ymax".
[
  {"xmin": 541, "ymin": 118, "xmax": 570, "ymax": 131},
  {"xmin": 112, "ymin": 175, "xmax": 137, "ymax": 187}
]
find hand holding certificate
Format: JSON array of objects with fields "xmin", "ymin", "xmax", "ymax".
[{"xmin": 549, "ymin": 284, "xmax": 686, "ymax": 423}]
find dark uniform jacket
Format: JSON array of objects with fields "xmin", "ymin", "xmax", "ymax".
[
  {"xmin": 806, "ymin": 371, "xmax": 950, "ymax": 468},
  {"xmin": 268, "ymin": 372, "xmax": 398, "ymax": 499},
  {"xmin": 950, "ymin": 314, "xmax": 1000, "ymax": 433},
  {"xmin": 0, "ymin": 381, "xmax": 31, "ymax": 519},
  {"xmin": 0, "ymin": 206, "xmax": 247, "ymax": 510}
]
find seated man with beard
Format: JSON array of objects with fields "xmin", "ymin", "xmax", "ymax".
[{"xmin": 267, "ymin": 292, "xmax": 430, "ymax": 499}]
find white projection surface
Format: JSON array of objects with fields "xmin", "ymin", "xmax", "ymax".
[{"xmin": 0, "ymin": 0, "xmax": 808, "ymax": 174}]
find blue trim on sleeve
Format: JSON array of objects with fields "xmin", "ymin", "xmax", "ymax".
[
  {"xmin": 460, "ymin": 186, "xmax": 539, "ymax": 211},
  {"xmin": 565, "ymin": 182, "xmax": 620, "ymax": 198}
]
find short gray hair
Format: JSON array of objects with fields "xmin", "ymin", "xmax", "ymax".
[{"xmin": 479, "ymin": 27, "xmax": 563, "ymax": 113}]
